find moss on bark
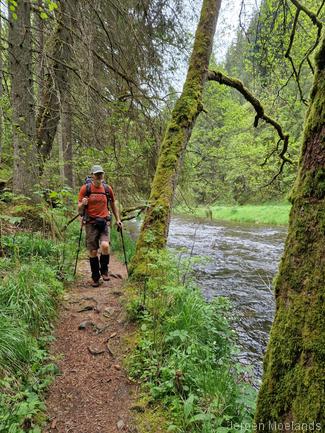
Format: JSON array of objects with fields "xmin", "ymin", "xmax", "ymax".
[
  {"xmin": 130, "ymin": 0, "xmax": 222, "ymax": 277},
  {"xmin": 254, "ymin": 32, "xmax": 325, "ymax": 430}
]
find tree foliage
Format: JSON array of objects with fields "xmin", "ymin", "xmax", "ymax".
[{"xmin": 178, "ymin": 0, "xmax": 324, "ymax": 206}]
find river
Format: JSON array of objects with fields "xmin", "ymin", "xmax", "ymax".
[{"xmin": 167, "ymin": 215, "xmax": 287, "ymax": 384}]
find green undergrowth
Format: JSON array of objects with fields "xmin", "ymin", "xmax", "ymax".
[
  {"xmin": 0, "ymin": 220, "xmax": 77, "ymax": 432},
  {"xmin": 126, "ymin": 250, "xmax": 256, "ymax": 433},
  {"xmin": 175, "ymin": 203, "xmax": 291, "ymax": 226}
]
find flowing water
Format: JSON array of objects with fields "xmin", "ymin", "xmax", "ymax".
[{"xmin": 167, "ymin": 216, "xmax": 287, "ymax": 384}]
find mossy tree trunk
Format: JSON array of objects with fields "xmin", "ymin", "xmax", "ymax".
[
  {"xmin": 130, "ymin": 0, "xmax": 222, "ymax": 276},
  {"xmin": 255, "ymin": 33, "xmax": 325, "ymax": 430}
]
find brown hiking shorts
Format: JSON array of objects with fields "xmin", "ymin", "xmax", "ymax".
[{"xmin": 85, "ymin": 222, "xmax": 110, "ymax": 251}]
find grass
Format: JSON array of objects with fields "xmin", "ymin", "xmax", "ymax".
[
  {"xmin": 1, "ymin": 233, "xmax": 61, "ymax": 260},
  {"xmin": 126, "ymin": 250, "xmax": 256, "ymax": 432},
  {"xmin": 0, "ymin": 223, "xmax": 76, "ymax": 432},
  {"xmin": 0, "ymin": 261, "xmax": 63, "ymax": 335},
  {"xmin": 1, "ymin": 225, "xmax": 77, "ymax": 279},
  {"xmin": 0, "ymin": 312, "xmax": 35, "ymax": 374},
  {"xmin": 174, "ymin": 203, "xmax": 291, "ymax": 226}
]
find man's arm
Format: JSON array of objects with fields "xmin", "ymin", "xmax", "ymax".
[{"xmin": 78, "ymin": 186, "xmax": 88, "ymax": 215}]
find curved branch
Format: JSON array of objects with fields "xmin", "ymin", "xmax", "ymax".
[
  {"xmin": 282, "ymin": 0, "xmax": 323, "ymax": 103},
  {"xmin": 207, "ymin": 69, "xmax": 292, "ymax": 179},
  {"xmin": 288, "ymin": 0, "xmax": 323, "ymax": 31},
  {"xmin": 284, "ymin": 8, "xmax": 308, "ymax": 105},
  {"xmin": 288, "ymin": 0, "xmax": 323, "ymax": 71},
  {"xmin": 316, "ymin": 0, "xmax": 325, "ymax": 16},
  {"xmin": 121, "ymin": 205, "xmax": 147, "ymax": 222}
]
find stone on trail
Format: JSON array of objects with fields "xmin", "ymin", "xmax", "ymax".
[
  {"xmin": 110, "ymin": 272, "xmax": 123, "ymax": 279},
  {"xmin": 78, "ymin": 304, "xmax": 98, "ymax": 313},
  {"xmin": 106, "ymin": 343, "xmax": 115, "ymax": 357},
  {"xmin": 103, "ymin": 307, "xmax": 115, "ymax": 318},
  {"xmin": 117, "ymin": 419, "xmax": 125, "ymax": 430},
  {"xmin": 113, "ymin": 364, "xmax": 121, "ymax": 370},
  {"xmin": 87, "ymin": 345, "xmax": 106, "ymax": 355},
  {"xmin": 78, "ymin": 320, "xmax": 95, "ymax": 330}
]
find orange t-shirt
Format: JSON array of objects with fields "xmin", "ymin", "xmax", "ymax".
[{"xmin": 78, "ymin": 183, "xmax": 115, "ymax": 219}]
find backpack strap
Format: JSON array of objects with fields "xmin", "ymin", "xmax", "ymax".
[
  {"xmin": 86, "ymin": 182, "xmax": 91, "ymax": 197},
  {"xmin": 103, "ymin": 182, "xmax": 112, "ymax": 205}
]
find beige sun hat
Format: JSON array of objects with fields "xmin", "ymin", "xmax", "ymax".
[{"xmin": 91, "ymin": 165, "xmax": 104, "ymax": 174}]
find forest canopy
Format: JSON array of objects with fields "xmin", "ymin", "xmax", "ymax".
[{"xmin": 0, "ymin": 0, "xmax": 323, "ymax": 208}]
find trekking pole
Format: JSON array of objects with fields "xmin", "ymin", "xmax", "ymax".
[
  {"xmin": 63, "ymin": 213, "xmax": 80, "ymax": 231},
  {"xmin": 73, "ymin": 214, "xmax": 85, "ymax": 277},
  {"xmin": 119, "ymin": 226, "xmax": 129, "ymax": 276}
]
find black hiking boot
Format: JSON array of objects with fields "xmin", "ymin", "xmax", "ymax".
[
  {"xmin": 89, "ymin": 256, "xmax": 101, "ymax": 286},
  {"xmin": 100, "ymin": 254, "xmax": 110, "ymax": 281}
]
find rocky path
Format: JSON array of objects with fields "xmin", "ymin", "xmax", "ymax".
[{"xmin": 44, "ymin": 256, "xmax": 137, "ymax": 433}]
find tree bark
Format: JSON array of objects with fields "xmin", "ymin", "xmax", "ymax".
[
  {"xmin": 8, "ymin": 0, "xmax": 37, "ymax": 196},
  {"xmin": 35, "ymin": 0, "xmax": 45, "ymax": 101},
  {"xmin": 255, "ymin": 32, "xmax": 325, "ymax": 429},
  {"xmin": 0, "ymin": 15, "xmax": 3, "ymax": 164},
  {"xmin": 130, "ymin": 0, "xmax": 222, "ymax": 276},
  {"xmin": 36, "ymin": 0, "xmax": 74, "ymax": 173},
  {"xmin": 60, "ymin": 92, "xmax": 74, "ymax": 188}
]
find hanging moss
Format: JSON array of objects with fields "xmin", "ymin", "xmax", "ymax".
[{"xmin": 254, "ymin": 32, "xmax": 325, "ymax": 429}]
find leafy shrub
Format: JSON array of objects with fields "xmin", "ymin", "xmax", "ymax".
[
  {"xmin": 0, "ymin": 351, "xmax": 58, "ymax": 433},
  {"xmin": 127, "ymin": 251, "xmax": 256, "ymax": 432}
]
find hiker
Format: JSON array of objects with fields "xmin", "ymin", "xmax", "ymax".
[{"xmin": 78, "ymin": 165, "xmax": 122, "ymax": 287}]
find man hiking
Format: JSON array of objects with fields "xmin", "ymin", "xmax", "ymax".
[{"xmin": 78, "ymin": 165, "xmax": 122, "ymax": 287}]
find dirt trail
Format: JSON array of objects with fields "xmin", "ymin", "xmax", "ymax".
[{"xmin": 44, "ymin": 256, "xmax": 138, "ymax": 433}]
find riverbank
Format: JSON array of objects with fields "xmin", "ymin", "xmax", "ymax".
[
  {"xmin": 0, "ymin": 212, "xmax": 257, "ymax": 432},
  {"xmin": 168, "ymin": 216, "xmax": 286, "ymax": 382},
  {"xmin": 174, "ymin": 203, "xmax": 291, "ymax": 226},
  {"xmin": 127, "ymin": 250, "xmax": 256, "ymax": 432}
]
